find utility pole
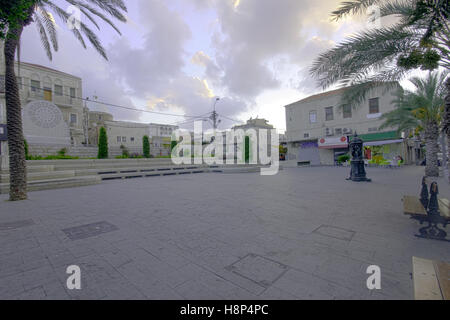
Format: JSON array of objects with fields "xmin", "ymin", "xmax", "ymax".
[{"xmin": 211, "ymin": 97, "xmax": 220, "ymax": 131}]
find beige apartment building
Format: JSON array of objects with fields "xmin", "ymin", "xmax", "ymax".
[
  {"xmin": 0, "ymin": 61, "xmax": 85, "ymax": 145},
  {"xmin": 285, "ymin": 83, "xmax": 408, "ymax": 166},
  {"xmin": 0, "ymin": 44, "xmax": 85, "ymax": 168}
]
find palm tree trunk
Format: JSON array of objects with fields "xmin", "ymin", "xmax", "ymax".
[
  {"xmin": 424, "ymin": 121, "xmax": 440, "ymax": 177},
  {"xmin": 445, "ymin": 78, "xmax": 450, "ymax": 183},
  {"xmin": 4, "ymin": 25, "xmax": 27, "ymax": 201}
]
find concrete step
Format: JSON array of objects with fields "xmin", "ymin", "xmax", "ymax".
[
  {"xmin": 27, "ymin": 159, "xmax": 174, "ymax": 171},
  {"xmin": 0, "ymin": 170, "xmax": 75, "ymax": 183},
  {"xmin": 1, "ymin": 165, "xmax": 55, "ymax": 175},
  {"xmin": 0, "ymin": 176, "xmax": 101, "ymax": 194},
  {"xmin": 73, "ymin": 165, "xmax": 205, "ymax": 177},
  {"xmin": 99, "ymin": 168, "xmax": 208, "ymax": 181}
]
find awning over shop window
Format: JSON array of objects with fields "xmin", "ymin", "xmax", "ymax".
[{"xmin": 364, "ymin": 139, "xmax": 403, "ymax": 147}]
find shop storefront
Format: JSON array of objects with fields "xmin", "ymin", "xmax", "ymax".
[
  {"xmin": 357, "ymin": 131, "xmax": 405, "ymax": 165},
  {"xmin": 318, "ymin": 136, "xmax": 349, "ymax": 165}
]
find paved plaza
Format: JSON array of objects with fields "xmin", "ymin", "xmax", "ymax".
[{"xmin": 0, "ymin": 166, "xmax": 449, "ymax": 300}]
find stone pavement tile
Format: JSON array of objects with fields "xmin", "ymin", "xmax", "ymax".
[
  {"xmin": 272, "ymin": 268, "xmax": 365, "ymax": 300},
  {"xmin": 116, "ymin": 260, "xmax": 161, "ymax": 289},
  {"xmin": 0, "ymin": 251, "xmax": 24, "ymax": 278},
  {"xmin": 94, "ymin": 277, "xmax": 146, "ymax": 300},
  {"xmin": 312, "ymin": 253, "xmax": 367, "ymax": 290},
  {"xmin": 0, "ymin": 273, "xmax": 25, "ymax": 299},
  {"xmin": 21, "ymin": 265, "xmax": 60, "ymax": 291},
  {"xmin": 174, "ymin": 279, "xmax": 224, "ymax": 300},
  {"xmin": 258, "ymin": 286, "xmax": 300, "ymax": 300},
  {"xmin": 100, "ymin": 250, "xmax": 133, "ymax": 269},
  {"xmin": 74, "ymin": 254, "xmax": 124, "ymax": 284},
  {"xmin": 46, "ymin": 251, "xmax": 77, "ymax": 269},
  {"xmin": 0, "ymin": 238, "xmax": 40, "ymax": 255},
  {"xmin": 42, "ymin": 279, "xmax": 71, "ymax": 300},
  {"xmin": 139, "ymin": 242, "xmax": 192, "ymax": 270},
  {"xmin": 14, "ymin": 286, "xmax": 47, "ymax": 300}
]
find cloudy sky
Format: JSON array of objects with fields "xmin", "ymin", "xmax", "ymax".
[{"xmin": 20, "ymin": 0, "xmax": 371, "ymax": 132}]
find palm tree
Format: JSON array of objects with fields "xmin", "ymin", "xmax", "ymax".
[
  {"xmin": 310, "ymin": 0, "xmax": 449, "ymax": 106},
  {"xmin": 444, "ymin": 78, "xmax": 450, "ymax": 182},
  {"xmin": 380, "ymin": 71, "xmax": 448, "ymax": 177},
  {"xmin": 2, "ymin": 0, "xmax": 127, "ymax": 201}
]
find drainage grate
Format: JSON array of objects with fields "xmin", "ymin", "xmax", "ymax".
[
  {"xmin": 225, "ymin": 254, "xmax": 289, "ymax": 287},
  {"xmin": 0, "ymin": 219, "xmax": 35, "ymax": 231},
  {"xmin": 313, "ymin": 225, "xmax": 355, "ymax": 241},
  {"xmin": 62, "ymin": 221, "xmax": 118, "ymax": 241}
]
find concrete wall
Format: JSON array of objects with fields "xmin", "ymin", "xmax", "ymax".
[{"xmin": 28, "ymin": 144, "xmax": 98, "ymax": 158}]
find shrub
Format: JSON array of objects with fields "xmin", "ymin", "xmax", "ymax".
[
  {"xmin": 143, "ymin": 135, "xmax": 150, "ymax": 158},
  {"xmin": 171, "ymin": 140, "xmax": 177, "ymax": 152},
  {"xmin": 98, "ymin": 127, "xmax": 108, "ymax": 159},
  {"xmin": 57, "ymin": 148, "xmax": 68, "ymax": 157},
  {"xmin": 337, "ymin": 154, "xmax": 350, "ymax": 164},
  {"xmin": 120, "ymin": 144, "xmax": 129, "ymax": 157}
]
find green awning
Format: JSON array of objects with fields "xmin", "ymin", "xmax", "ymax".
[{"xmin": 350, "ymin": 131, "xmax": 400, "ymax": 142}]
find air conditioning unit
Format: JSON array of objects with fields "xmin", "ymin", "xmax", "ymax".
[
  {"xmin": 343, "ymin": 128, "xmax": 353, "ymax": 134},
  {"xmin": 325, "ymin": 128, "xmax": 334, "ymax": 136}
]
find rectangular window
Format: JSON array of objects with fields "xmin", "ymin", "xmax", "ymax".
[
  {"xmin": 309, "ymin": 111, "xmax": 317, "ymax": 124},
  {"xmin": 17, "ymin": 77, "xmax": 22, "ymax": 90},
  {"xmin": 369, "ymin": 98, "xmax": 380, "ymax": 114},
  {"xmin": 122, "ymin": 137, "xmax": 127, "ymax": 143},
  {"xmin": 368, "ymin": 127, "xmax": 378, "ymax": 132},
  {"xmin": 130, "ymin": 137, "xmax": 135, "ymax": 142},
  {"xmin": 325, "ymin": 107, "xmax": 334, "ymax": 121},
  {"xmin": 54, "ymin": 85, "xmax": 63, "ymax": 96},
  {"xmin": 335, "ymin": 128, "xmax": 343, "ymax": 135},
  {"xmin": 70, "ymin": 113, "xmax": 77, "ymax": 125},
  {"xmin": 70, "ymin": 87, "xmax": 76, "ymax": 98},
  {"xmin": 31, "ymin": 80, "xmax": 40, "ymax": 92},
  {"xmin": 117, "ymin": 136, "xmax": 121, "ymax": 143},
  {"xmin": 343, "ymin": 104, "xmax": 352, "ymax": 119},
  {"xmin": 304, "ymin": 133, "xmax": 310, "ymax": 138}
]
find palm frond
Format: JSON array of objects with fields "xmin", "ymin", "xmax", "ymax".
[
  {"xmin": 37, "ymin": 7, "xmax": 58, "ymax": 51},
  {"xmin": 64, "ymin": 0, "xmax": 123, "ymax": 35},
  {"xmin": 310, "ymin": 26, "xmax": 418, "ymax": 89},
  {"xmin": 34, "ymin": 13, "xmax": 52, "ymax": 60},
  {"xmin": 38, "ymin": 0, "xmax": 127, "ymax": 60},
  {"xmin": 331, "ymin": 0, "xmax": 384, "ymax": 21}
]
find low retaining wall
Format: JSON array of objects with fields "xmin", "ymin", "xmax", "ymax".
[{"xmin": 28, "ymin": 144, "xmax": 98, "ymax": 158}]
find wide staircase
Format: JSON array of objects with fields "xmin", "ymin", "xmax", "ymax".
[{"xmin": 1, "ymin": 158, "xmax": 262, "ymax": 194}]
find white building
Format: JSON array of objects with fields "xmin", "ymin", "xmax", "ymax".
[
  {"xmin": 87, "ymin": 115, "xmax": 179, "ymax": 157},
  {"xmin": 148, "ymin": 123, "xmax": 179, "ymax": 157},
  {"xmin": 285, "ymin": 83, "xmax": 406, "ymax": 166}
]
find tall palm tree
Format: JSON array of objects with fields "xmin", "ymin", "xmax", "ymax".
[
  {"xmin": 2, "ymin": 0, "xmax": 127, "ymax": 201},
  {"xmin": 444, "ymin": 78, "xmax": 450, "ymax": 182},
  {"xmin": 310, "ymin": 0, "xmax": 449, "ymax": 106},
  {"xmin": 380, "ymin": 71, "xmax": 448, "ymax": 176}
]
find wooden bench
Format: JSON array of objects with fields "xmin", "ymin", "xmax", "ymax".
[
  {"xmin": 412, "ymin": 257, "xmax": 450, "ymax": 300},
  {"xmin": 402, "ymin": 196, "xmax": 450, "ymax": 241}
]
